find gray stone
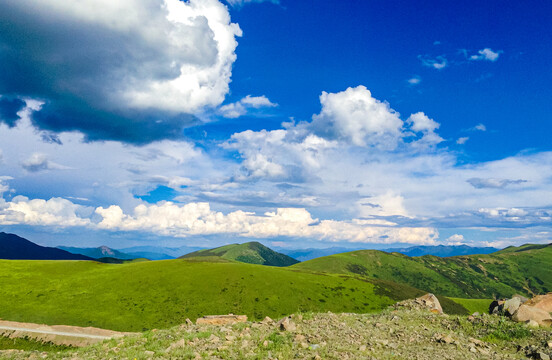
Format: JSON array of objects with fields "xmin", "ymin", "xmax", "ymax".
[
  {"xmin": 416, "ymin": 293, "xmax": 443, "ymax": 314},
  {"xmin": 276, "ymin": 316, "xmax": 296, "ymax": 331},
  {"xmin": 503, "ymin": 297, "xmax": 522, "ymax": 316}
]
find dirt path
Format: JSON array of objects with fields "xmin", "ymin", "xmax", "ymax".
[{"xmin": 0, "ymin": 320, "xmax": 136, "ymax": 347}]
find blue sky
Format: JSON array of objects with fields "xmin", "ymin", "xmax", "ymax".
[{"xmin": 0, "ymin": 0, "xmax": 551, "ymax": 250}]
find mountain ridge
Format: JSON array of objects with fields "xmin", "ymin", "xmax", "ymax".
[
  {"xmin": 58, "ymin": 245, "xmax": 135, "ymax": 260},
  {"xmin": 180, "ymin": 241, "xmax": 299, "ymax": 267},
  {"xmin": 0, "ymin": 232, "xmax": 93, "ymax": 261}
]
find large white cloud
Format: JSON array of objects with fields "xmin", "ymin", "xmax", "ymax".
[
  {"xmin": 310, "ymin": 86, "xmax": 404, "ymax": 149},
  {"xmin": 94, "ymin": 201, "xmax": 438, "ymax": 244},
  {"xmin": 0, "ymin": 0, "xmax": 242, "ymax": 142},
  {"xmin": 0, "ymin": 196, "xmax": 91, "ymax": 227}
]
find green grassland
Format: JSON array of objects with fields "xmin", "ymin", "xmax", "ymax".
[
  {"xmin": 448, "ymin": 298, "xmax": 493, "ymax": 315},
  {"xmin": 0, "ymin": 258, "xmax": 432, "ymax": 332},
  {"xmin": 292, "ymin": 243, "xmax": 552, "ymax": 299},
  {"xmin": 0, "ymin": 337, "xmax": 71, "ymax": 352},
  {"xmin": 180, "ymin": 242, "xmax": 299, "ymax": 266}
]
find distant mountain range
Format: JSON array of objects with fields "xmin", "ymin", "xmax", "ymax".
[
  {"xmin": 0, "ymin": 232, "xmax": 93, "ymax": 260},
  {"xmin": 181, "ymin": 241, "xmax": 299, "ymax": 267},
  {"xmin": 1, "ymin": 231, "xmax": 504, "ymax": 264},
  {"xmin": 382, "ymin": 244, "xmax": 499, "ymax": 257},
  {"xmin": 58, "ymin": 245, "xmax": 135, "ymax": 260},
  {"xmin": 118, "ymin": 245, "xmax": 205, "ymax": 260},
  {"xmin": 277, "ymin": 244, "xmax": 499, "ymax": 261}
]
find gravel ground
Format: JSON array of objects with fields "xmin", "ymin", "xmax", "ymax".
[{"xmin": 1, "ymin": 307, "xmax": 551, "ymax": 359}]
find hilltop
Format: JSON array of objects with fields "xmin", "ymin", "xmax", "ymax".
[
  {"xmin": 180, "ymin": 241, "xmax": 299, "ymax": 267},
  {"xmin": 0, "ymin": 232, "xmax": 93, "ymax": 261},
  {"xmin": 293, "ymin": 243, "xmax": 552, "ymax": 299}
]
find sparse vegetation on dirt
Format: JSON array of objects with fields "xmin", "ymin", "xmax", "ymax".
[{"xmin": 2, "ymin": 308, "xmax": 551, "ymax": 359}]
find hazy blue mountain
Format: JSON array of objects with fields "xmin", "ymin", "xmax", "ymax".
[
  {"xmin": 118, "ymin": 245, "xmax": 206, "ymax": 260},
  {"xmin": 275, "ymin": 247, "xmax": 363, "ymax": 262},
  {"xmin": 382, "ymin": 244, "xmax": 500, "ymax": 257},
  {"xmin": 58, "ymin": 245, "xmax": 135, "ymax": 260},
  {"xmin": 0, "ymin": 232, "xmax": 93, "ymax": 260}
]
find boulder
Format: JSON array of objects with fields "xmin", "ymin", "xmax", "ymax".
[
  {"xmin": 512, "ymin": 305, "xmax": 552, "ymax": 327},
  {"xmin": 276, "ymin": 316, "xmax": 296, "ymax": 331},
  {"xmin": 415, "ymin": 293, "xmax": 443, "ymax": 314},
  {"xmin": 196, "ymin": 314, "xmax": 248, "ymax": 326},
  {"xmin": 525, "ymin": 293, "xmax": 552, "ymax": 313},
  {"xmin": 503, "ymin": 297, "xmax": 522, "ymax": 316},
  {"xmin": 489, "ymin": 299, "xmax": 505, "ymax": 315},
  {"xmin": 512, "ymin": 294, "xmax": 529, "ymax": 303}
]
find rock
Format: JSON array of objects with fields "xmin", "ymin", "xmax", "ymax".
[
  {"xmin": 165, "ymin": 339, "xmax": 186, "ymax": 352},
  {"xmin": 294, "ymin": 334, "xmax": 306, "ymax": 343},
  {"xmin": 359, "ymin": 345, "xmax": 367, "ymax": 351},
  {"xmin": 547, "ymin": 340, "xmax": 552, "ymax": 348},
  {"xmin": 276, "ymin": 316, "xmax": 297, "ymax": 331},
  {"xmin": 144, "ymin": 350, "xmax": 155, "ymax": 356},
  {"xmin": 261, "ymin": 316, "xmax": 274, "ymax": 324},
  {"xmin": 489, "ymin": 299, "xmax": 505, "ymax": 315},
  {"xmin": 526, "ymin": 320, "xmax": 540, "ymax": 328},
  {"xmin": 472, "ymin": 312, "xmax": 480, "ymax": 316},
  {"xmin": 525, "ymin": 293, "xmax": 552, "ymax": 313},
  {"xmin": 512, "ymin": 294, "xmax": 529, "ymax": 303},
  {"xmin": 225, "ymin": 335, "xmax": 236, "ymax": 341},
  {"xmin": 196, "ymin": 314, "xmax": 248, "ymax": 325},
  {"xmin": 536, "ymin": 352, "xmax": 551, "ymax": 360},
  {"xmin": 512, "ymin": 305, "xmax": 552, "ymax": 327},
  {"xmin": 209, "ymin": 334, "xmax": 220, "ymax": 343},
  {"xmin": 185, "ymin": 318, "xmax": 193, "ymax": 326},
  {"xmin": 503, "ymin": 297, "xmax": 522, "ymax": 316},
  {"xmin": 416, "ymin": 293, "xmax": 443, "ymax": 314}
]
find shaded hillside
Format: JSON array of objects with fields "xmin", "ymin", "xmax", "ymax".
[
  {"xmin": 293, "ymin": 243, "xmax": 552, "ymax": 299},
  {"xmin": 180, "ymin": 242, "xmax": 299, "ymax": 267},
  {"xmin": 58, "ymin": 245, "xmax": 134, "ymax": 260},
  {"xmin": 0, "ymin": 232, "xmax": 93, "ymax": 261},
  {"xmin": 383, "ymin": 244, "xmax": 499, "ymax": 257},
  {"xmin": 0, "ymin": 258, "xmax": 438, "ymax": 332}
]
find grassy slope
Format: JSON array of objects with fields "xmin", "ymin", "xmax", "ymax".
[
  {"xmin": 0, "ymin": 259, "xmax": 423, "ymax": 332},
  {"xmin": 181, "ymin": 242, "xmax": 299, "ymax": 267},
  {"xmin": 293, "ymin": 244, "xmax": 552, "ymax": 299},
  {"xmin": 448, "ymin": 298, "xmax": 493, "ymax": 315}
]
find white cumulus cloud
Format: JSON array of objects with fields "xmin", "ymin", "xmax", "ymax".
[
  {"xmin": 470, "ymin": 48, "xmax": 501, "ymax": 62},
  {"xmin": 95, "ymin": 201, "xmax": 438, "ymax": 244},
  {"xmin": 310, "ymin": 86, "xmax": 404, "ymax": 149},
  {"xmin": 219, "ymin": 95, "xmax": 278, "ymax": 118}
]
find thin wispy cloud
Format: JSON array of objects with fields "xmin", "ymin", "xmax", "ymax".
[{"xmin": 418, "ymin": 55, "xmax": 447, "ymax": 70}]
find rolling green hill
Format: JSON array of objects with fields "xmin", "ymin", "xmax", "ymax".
[
  {"xmin": 292, "ymin": 243, "xmax": 552, "ymax": 299},
  {"xmin": 0, "ymin": 258, "xmax": 443, "ymax": 332},
  {"xmin": 180, "ymin": 241, "xmax": 299, "ymax": 267}
]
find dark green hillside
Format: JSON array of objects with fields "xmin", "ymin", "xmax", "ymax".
[
  {"xmin": 0, "ymin": 258, "xmax": 424, "ymax": 332},
  {"xmin": 0, "ymin": 232, "xmax": 93, "ymax": 261},
  {"xmin": 180, "ymin": 241, "xmax": 299, "ymax": 267},
  {"xmin": 293, "ymin": 244, "xmax": 552, "ymax": 299}
]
